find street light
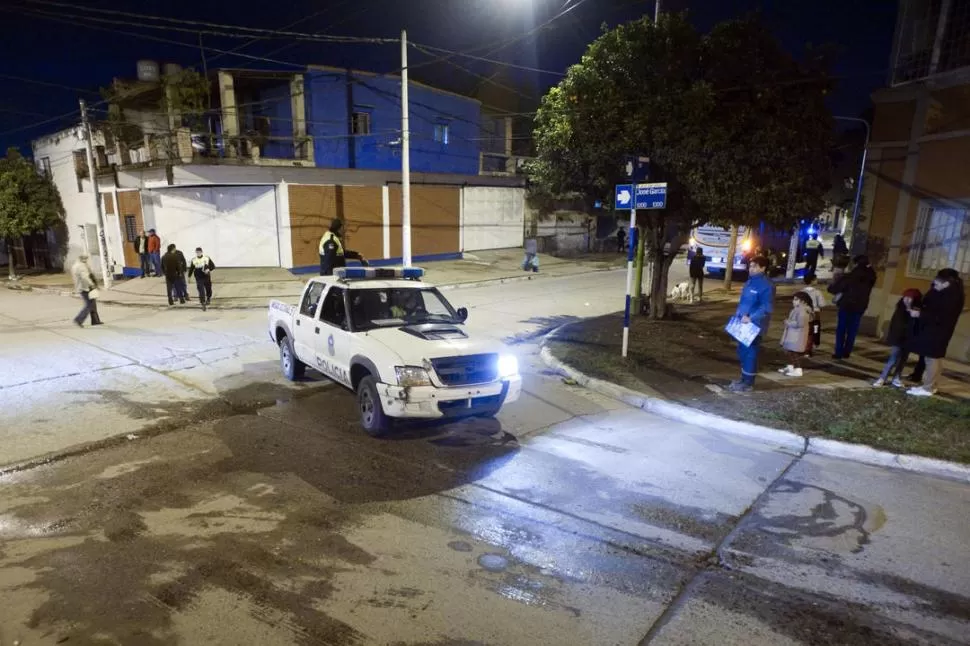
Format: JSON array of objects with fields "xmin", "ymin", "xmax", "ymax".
[{"xmin": 834, "ymin": 115, "xmax": 870, "ymax": 255}]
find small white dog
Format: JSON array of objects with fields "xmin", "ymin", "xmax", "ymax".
[{"xmin": 668, "ymin": 281, "xmax": 691, "ymax": 302}]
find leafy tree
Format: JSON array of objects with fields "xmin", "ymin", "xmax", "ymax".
[
  {"xmin": 0, "ymin": 148, "xmax": 66, "ymax": 279},
  {"xmin": 528, "ymin": 13, "xmax": 834, "ymax": 317}
]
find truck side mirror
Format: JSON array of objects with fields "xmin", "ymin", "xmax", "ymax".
[{"xmin": 457, "ymin": 307, "xmax": 468, "ymax": 322}]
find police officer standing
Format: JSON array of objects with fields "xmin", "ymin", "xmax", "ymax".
[
  {"xmin": 319, "ymin": 218, "xmax": 364, "ymax": 276},
  {"xmin": 189, "ymin": 246, "xmax": 216, "ymax": 311},
  {"xmin": 804, "ymin": 233, "xmax": 824, "ymax": 275}
]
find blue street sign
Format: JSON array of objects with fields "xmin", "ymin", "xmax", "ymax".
[
  {"xmin": 635, "ymin": 182, "xmax": 668, "ymax": 210},
  {"xmin": 614, "ymin": 184, "xmax": 633, "ymax": 209}
]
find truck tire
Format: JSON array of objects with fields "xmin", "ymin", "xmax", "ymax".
[
  {"xmin": 357, "ymin": 375, "xmax": 391, "ymax": 437},
  {"xmin": 279, "ymin": 335, "xmax": 305, "ymax": 381}
]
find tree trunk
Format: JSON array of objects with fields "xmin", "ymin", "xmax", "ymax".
[
  {"xmin": 643, "ymin": 231, "xmax": 688, "ymax": 319},
  {"xmin": 7, "ymin": 241, "xmax": 16, "ymax": 281},
  {"xmin": 723, "ymin": 224, "xmax": 739, "ymax": 291}
]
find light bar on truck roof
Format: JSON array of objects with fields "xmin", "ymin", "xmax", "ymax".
[{"xmin": 334, "ymin": 267, "xmax": 425, "ymax": 281}]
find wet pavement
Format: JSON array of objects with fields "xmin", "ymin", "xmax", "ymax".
[{"xmin": 2, "ymin": 269, "xmax": 970, "ymax": 645}]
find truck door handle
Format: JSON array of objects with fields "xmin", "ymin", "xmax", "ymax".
[
  {"xmin": 315, "ymin": 327, "xmax": 320, "ymax": 334},
  {"xmin": 296, "ymin": 319, "xmax": 300, "ymax": 326}
]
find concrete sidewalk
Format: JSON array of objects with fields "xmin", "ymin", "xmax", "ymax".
[{"xmin": 8, "ymin": 249, "xmax": 628, "ymax": 309}]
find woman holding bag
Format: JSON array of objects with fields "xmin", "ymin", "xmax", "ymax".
[{"xmin": 71, "ymin": 254, "xmax": 103, "ymax": 327}]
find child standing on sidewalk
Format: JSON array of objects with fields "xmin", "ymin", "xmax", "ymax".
[
  {"xmin": 779, "ymin": 292, "xmax": 814, "ymax": 377},
  {"xmin": 874, "ymin": 288, "xmax": 922, "ymax": 387},
  {"xmin": 801, "ymin": 273, "xmax": 826, "ymax": 355}
]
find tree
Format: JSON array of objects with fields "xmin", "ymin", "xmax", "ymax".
[
  {"xmin": 528, "ymin": 13, "xmax": 833, "ymax": 317},
  {"xmin": 0, "ymin": 148, "xmax": 66, "ymax": 280}
]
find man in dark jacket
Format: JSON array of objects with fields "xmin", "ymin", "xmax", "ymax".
[
  {"xmin": 319, "ymin": 219, "xmax": 364, "ymax": 276},
  {"xmin": 827, "ymin": 255, "xmax": 877, "ymax": 360},
  {"xmin": 134, "ymin": 230, "xmax": 151, "ymax": 278},
  {"xmin": 688, "ymin": 246, "xmax": 707, "ymax": 303},
  {"xmin": 907, "ymin": 268, "xmax": 965, "ymax": 396},
  {"xmin": 161, "ymin": 243, "xmax": 189, "ymax": 305}
]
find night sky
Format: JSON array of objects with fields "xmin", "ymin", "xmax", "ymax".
[{"xmin": 0, "ymin": 0, "xmax": 897, "ymax": 154}]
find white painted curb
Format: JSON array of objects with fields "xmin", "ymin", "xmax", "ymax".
[{"xmin": 540, "ymin": 334, "xmax": 970, "ymax": 484}]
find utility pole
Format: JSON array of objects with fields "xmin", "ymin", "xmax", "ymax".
[
  {"xmin": 655, "ymin": 0, "xmax": 661, "ymax": 22},
  {"xmin": 622, "ymin": 202, "xmax": 637, "ymax": 358},
  {"xmin": 79, "ymin": 99, "xmax": 113, "ymax": 289},
  {"xmin": 723, "ymin": 224, "xmax": 738, "ymax": 292},
  {"xmin": 401, "ymin": 29, "xmax": 412, "ymax": 267}
]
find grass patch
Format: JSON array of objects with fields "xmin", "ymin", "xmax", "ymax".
[
  {"xmin": 548, "ymin": 307, "xmax": 970, "ymax": 464},
  {"xmin": 694, "ymin": 388, "xmax": 970, "ymax": 463}
]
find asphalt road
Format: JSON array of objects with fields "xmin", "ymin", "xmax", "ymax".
[{"xmin": 1, "ymin": 266, "xmax": 969, "ymax": 646}]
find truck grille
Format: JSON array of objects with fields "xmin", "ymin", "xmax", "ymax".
[{"xmin": 430, "ymin": 354, "xmax": 498, "ymax": 386}]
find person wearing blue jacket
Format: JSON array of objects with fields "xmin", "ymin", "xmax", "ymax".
[{"xmin": 728, "ymin": 256, "xmax": 774, "ymax": 392}]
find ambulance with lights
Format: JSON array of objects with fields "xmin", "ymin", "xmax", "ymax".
[
  {"xmin": 687, "ymin": 223, "xmax": 796, "ymax": 276},
  {"xmin": 267, "ymin": 267, "xmax": 522, "ymax": 436}
]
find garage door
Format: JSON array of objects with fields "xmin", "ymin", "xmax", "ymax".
[
  {"xmin": 149, "ymin": 185, "xmax": 280, "ymax": 267},
  {"xmin": 462, "ymin": 187, "xmax": 524, "ymax": 251}
]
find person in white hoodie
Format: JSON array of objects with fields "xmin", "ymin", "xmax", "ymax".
[{"xmin": 71, "ymin": 254, "xmax": 103, "ymax": 327}]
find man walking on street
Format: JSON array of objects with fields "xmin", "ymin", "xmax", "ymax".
[
  {"xmin": 727, "ymin": 256, "xmax": 773, "ymax": 393},
  {"xmin": 147, "ymin": 229, "xmax": 162, "ymax": 277},
  {"xmin": 161, "ymin": 243, "xmax": 189, "ymax": 305},
  {"xmin": 134, "ymin": 230, "xmax": 151, "ymax": 277},
  {"xmin": 319, "ymin": 219, "xmax": 364, "ymax": 276},
  {"xmin": 71, "ymin": 254, "xmax": 103, "ymax": 327},
  {"xmin": 190, "ymin": 247, "xmax": 216, "ymax": 311},
  {"xmin": 804, "ymin": 233, "xmax": 823, "ymax": 275}
]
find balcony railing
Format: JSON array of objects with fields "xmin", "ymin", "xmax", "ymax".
[{"xmin": 100, "ymin": 130, "xmax": 314, "ymax": 171}]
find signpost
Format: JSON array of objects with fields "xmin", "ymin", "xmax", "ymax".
[{"xmin": 616, "ymin": 181, "xmax": 668, "ymax": 357}]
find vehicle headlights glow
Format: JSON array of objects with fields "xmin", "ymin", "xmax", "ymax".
[
  {"xmin": 497, "ymin": 354, "xmax": 519, "ymax": 378},
  {"xmin": 395, "ymin": 366, "xmax": 432, "ymax": 387},
  {"xmin": 741, "ymin": 239, "xmax": 753, "ymax": 252}
]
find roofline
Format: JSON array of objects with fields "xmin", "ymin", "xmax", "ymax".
[{"xmin": 307, "ymin": 64, "xmax": 481, "ymax": 104}]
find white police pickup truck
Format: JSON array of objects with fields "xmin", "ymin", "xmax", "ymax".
[{"xmin": 267, "ymin": 267, "xmax": 522, "ymax": 436}]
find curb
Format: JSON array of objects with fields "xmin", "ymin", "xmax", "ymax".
[
  {"xmin": 539, "ymin": 330, "xmax": 970, "ymax": 484},
  {"xmin": 11, "ymin": 265, "xmax": 626, "ymax": 308}
]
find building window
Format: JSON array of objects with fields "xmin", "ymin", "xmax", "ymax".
[
  {"xmin": 40, "ymin": 157, "xmax": 52, "ymax": 177},
  {"xmin": 908, "ymin": 201, "xmax": 970, "ymax": 278},
  {"xmin": 352, "ymin": 112, "xmax": 371, "ymax": 136},
  {"xmin": 433, "ymin": 123, "xmax": 450, "ymax": 144},
  {"xmin": 73, "ymin": 150, "xmax": 88, "ymax": 192},
  {"xmin": 123, "ymin": 215, "xmax": 137, "ymax": 243}
]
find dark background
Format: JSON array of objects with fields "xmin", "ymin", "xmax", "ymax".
[{"xmin": 0, "ymin": 0, "xmax": 897, "ymax": 154}]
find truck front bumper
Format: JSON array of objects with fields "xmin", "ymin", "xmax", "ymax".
[{"xmin": 376, "ymin": 376, "xmax": 522, "ymax": 419}]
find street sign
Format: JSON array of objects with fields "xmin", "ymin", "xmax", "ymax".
[
  {"xmin": 635, "ymin": 182, "xmax": 668, "ymax": 210},
  {"xmin": 614, "ymin": 184, "xmax": 633, "ymax": 209}
]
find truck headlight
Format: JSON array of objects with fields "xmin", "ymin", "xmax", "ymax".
[
  {"xmin": 395, "ymin": 366, "xmax": 432, "ymax": 387},
  {"xmin": 497, "ymin": 354, "xmax": 519, "ymax": 378}
]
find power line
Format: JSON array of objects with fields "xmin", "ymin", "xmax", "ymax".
[
  {"xmin": 0, "ymin": 107, "xmax": 81, "ymax": 137},
  {"xmin": 17, "ymin": 0, "xmax": 396, "ymax": 44},
  {"xmin": 410, "ymin": 42, "xmax": 566, "ymax": 77},
  {"xmin": 0, "ymin": 73, "xmax": 99, "ymax": 95}
]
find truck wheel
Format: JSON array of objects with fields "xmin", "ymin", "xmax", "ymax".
[
  {"xmin": 357, "ymin": 376, "xmax": 391, "ymax": 437},
  {"xmin": 279, "ymin": 335, "xmax": 305, "ymax": 381}
]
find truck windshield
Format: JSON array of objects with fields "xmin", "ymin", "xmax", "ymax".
[{"xmin": 349, "ymin": 287, "xmax": 459, "ymax": 331}]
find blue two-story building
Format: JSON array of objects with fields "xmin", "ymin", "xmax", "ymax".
[{"xmin": 50, "ymin": 62, "xmax": 526, "ymax": 276}]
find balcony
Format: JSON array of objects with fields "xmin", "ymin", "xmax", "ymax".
[{"xmin": 891, "ymin": 0, "xmax": 970, "ymax": 85}]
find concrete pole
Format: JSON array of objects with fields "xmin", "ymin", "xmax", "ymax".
[
  {"xmin": 79, "ymin": 99, "xmax": 113, "ymax": 289},
  {"xmin": 401, "ymin": 29, "xmax": 412, "ymax": 267},
  {"xmin": 723, "ymin": 224, "xmax": 738, "ymax": 292},
  {"xmin": 621, "ymin": 206, "xmax": 637, "ymax": 357},
  {"xmin": 655, "ymin": 0, "xmax": 661, "ymax": 22}
]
